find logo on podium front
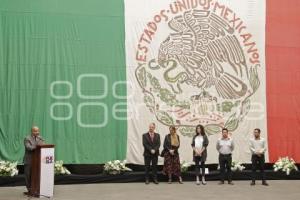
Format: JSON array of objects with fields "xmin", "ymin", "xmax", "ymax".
[{"xmin": 45, "ymin": 156, "xmax": 54, "ymax": 164}]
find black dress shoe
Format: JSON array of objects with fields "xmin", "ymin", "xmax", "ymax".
[
  {"xmin": 218, "ymin": 181, "xmax": 225, "ymax": 185},
  {"xmin": 23, "ymin": 192, "xmax": 30, "ymax": 196},
  {"xmin": 262, "ymin": 181, "xmax": 269, "ymax": 186},
  {"xmin": 154, "ymin": 179, "xmax": 159, "ymax": 184},
  {"xmin": 228, "ymin": 181, "xmax": 234, "ymax": 185},
  {"xmin": 250, "ymin": 181, "xmax": 255, "ymax": 186}
]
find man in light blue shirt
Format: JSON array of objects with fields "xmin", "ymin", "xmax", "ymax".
[{"xmin": 216, "ymin": 128, "xmax": 234, "ymax": 185}]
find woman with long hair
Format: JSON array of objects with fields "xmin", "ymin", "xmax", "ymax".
[
  {"xmin": 162, "ymin": 126, "xmax": 183, "ymax": 184},
  {"xmin": 191, "ymin": 124, "xmax": 209, "ymax": 185}
]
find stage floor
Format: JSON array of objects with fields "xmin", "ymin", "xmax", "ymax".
[{"xmin": 0, "ymin": 180, "xmax": 300, "ymax": 200}]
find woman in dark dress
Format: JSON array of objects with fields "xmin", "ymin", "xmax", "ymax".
[
  {"xmin": 162, "ymin": 126, "xmax": 183, "ymax": 184},
  {"xmin": 191, "ymin": 124, "xmax": 209, "ymax": 185}
]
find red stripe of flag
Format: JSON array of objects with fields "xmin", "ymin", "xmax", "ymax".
[{"xmin": 266, "ymin": 0, "xmax": 300, "ymax": 162}]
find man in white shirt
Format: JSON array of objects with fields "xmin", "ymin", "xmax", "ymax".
[
  {"xmin": 216, "ymin": 128, "xmax": 234, "ymax": 185},
  {"xmin": 249, "ymin": 128, "xmax": 269, "ymax": 186}
]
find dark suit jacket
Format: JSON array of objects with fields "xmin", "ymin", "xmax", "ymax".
[
  {"xmin": 142, "ymin": 132, "xmax": 161, "ymax": 157},
  {"xmin": 23, "ymin": 135, "xmax": 44, "ymax": 164},
  {"xmin": 191, "ymin": 134, "xmax": 209, "ymax": 162},
  {"xmin": 163, "ymin": 134, "xmax": 180, "ymax": 155}
]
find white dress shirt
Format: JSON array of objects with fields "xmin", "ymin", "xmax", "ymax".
[
  {"xmin": 216, "ymin": 137, "xmax": 234, "ymax": 155},
  {"xmin": 250, "ymin": 137, "xmax": 266, "ymax": 154}
]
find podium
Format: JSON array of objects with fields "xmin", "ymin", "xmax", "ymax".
[{"xmin": 31, "ymin": 144, "xmax": 55, "ymax": 198}]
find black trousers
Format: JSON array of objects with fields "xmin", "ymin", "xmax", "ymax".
[
  {"xmin": 251, "ymin": 154, "xmax": 266, "ymax": 182},
  {"xmin": 24, "ymin": 164, "xmax": 31, "ymax": 192},
  {"xmin": 144, "ymin": 155, "xmax": 158, "ymax": 180},
  {"xmin": 194, "ymin": 156, "xmax": 205, "ymax": 177},
  {"xmin": 219, "ymin": 154, "xmax": 232, "ymax": 182}
]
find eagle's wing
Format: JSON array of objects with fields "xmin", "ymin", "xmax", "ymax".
[
  {"xmin": 179, "ymin": 10, "xmax": 248, "ymax": 99},
  {"xmin": 205, "ymin": 13, "xmax": 248, "ymax": 99},
  {"xmin": 159, "ymin": 10, "xmax": 249, "ymax": 99}
]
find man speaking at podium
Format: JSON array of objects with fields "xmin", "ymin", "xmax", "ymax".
[{"xmin": 23, "ymin": 126, "xmax": 45, "ymax": 196}]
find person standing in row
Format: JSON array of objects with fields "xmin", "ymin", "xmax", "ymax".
[
  {"xmin": 191, "ymin": 124, "xmax": 209, "ymax": 185},
  {"xmin": 216, "ymin": 128, "xmax": 234, "ymax": 185},
  {"xmin": 162, "ymin": 126, "xmax": 183, "ymax": 184},
  {"xmin": 250, "ymin": 128, "xmax": 269, "ymax": 186},
  {"xmin": 142, "ymin": 123, "xmax": 161, "ymax": 184}
]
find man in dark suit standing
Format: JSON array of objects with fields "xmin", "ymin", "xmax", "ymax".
[
  {"xmin": 23, "ymin": 126, "xmax": 44, "ymax": 196},
  {"xmin": 142, "ymin": 123, "xmax": 161, "ymax": 184}
]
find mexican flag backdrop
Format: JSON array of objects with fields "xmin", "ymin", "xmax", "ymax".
[{"xmin": 0, "ymin": 0, "xmax": 299, "ymax": 164}]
